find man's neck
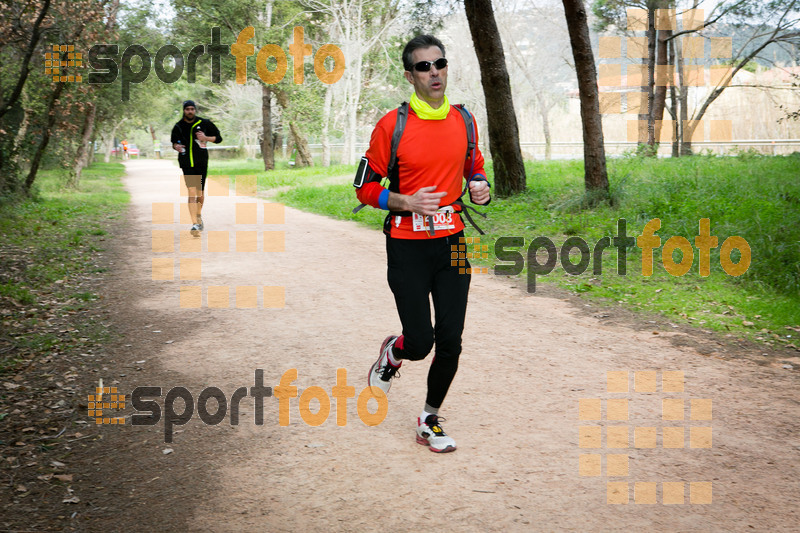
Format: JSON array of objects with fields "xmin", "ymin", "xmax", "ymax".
[{"xmin": 419, "ymin": 95, "xmax": 444, "ymax": 109}]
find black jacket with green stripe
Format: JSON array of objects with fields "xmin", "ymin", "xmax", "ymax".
[{"xmin": 170, "ymin": 117, "xmax": 222, "ymax": 171}]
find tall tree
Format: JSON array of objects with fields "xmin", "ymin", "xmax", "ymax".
[
  {"xmin": 172, "ymin": 0, "xmax": 286, "ymax": 168},
  {"xmin": 24, "ymin": 81, "xmax": 66, "ymax": 192},
  {"xmin": 68, "ymin": 102, "xmax": 97, "ymax": 187},
  {"xmin": 0, "ymin": 0, "xmax": 51, "ymax": 121},
  {"xmin": 463, "ymin": 0, "xmax": 526, "ymax": 197},
  {"xmin": 274, "ymin": 89, "xmax": 314, "ymax": 166},
  {"xmin": 670, "ymin": 0, "xmax": 800, "ymax": 154},
  {"xmin": 562, "ymin": 0, "xmax": 610, "ymax": 194},
  {"xmin": 68, "ymin": 0, "xmax": 120, "ymax": 187},
  {"xmin": 259, "ymin": 0, "xmax": 274, "ymax": 170},
  {"xmin": 261, "ymin": 84, "xmax": 274, "ymax": 169},
  {"xmin": 594, "ymin": 0, "xmax": 800, "ymax": 155},
  {"xmin": 593, "ymin": 0, "xmax": 669, "ymax": 154},
  {"xmin": 302, "ymin": 0, "xmax": 399, "ymax": 165},
  {"xmin": 652, "ymin": 8, "xmax": 672, "ymax": 145},
  {"xmin": 17, "ymin": 0, "xmax": 109, "ymax": 192},
  {"xmin": 0, "ymin": 0, "xmax": 53, "ymax": 195}
]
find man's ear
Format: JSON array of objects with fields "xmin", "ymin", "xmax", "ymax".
[{"xmin": 404, "ymin": 70, "xmax": 414, "ymax": 85}]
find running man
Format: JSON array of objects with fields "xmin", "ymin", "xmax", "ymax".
[
  {"xmin": 356, "ymin": 35, "xmax": 491, "ymax": 453},
  {"xmin": 171, "ymin": 100, "xmax": 222, "ymax": 236}
]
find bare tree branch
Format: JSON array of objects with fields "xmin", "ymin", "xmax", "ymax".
[{"xmin": 0, "ymin": 0, "xmax": 51, "ymax": 120}]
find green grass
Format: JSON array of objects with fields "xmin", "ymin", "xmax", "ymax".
[
  {"xmin": 174, "ymin": 158, "xmax": 354, "ymax": 191},
  {"xmin": 0, "ymin": 283, "xmax": 35, "ymax": 305},
  {"xmin": 274, "ymin": 154, "xmax": 800, "ymax": 347},
  {"xmin": 0, "ymin": 161, "xmax": 128, "ymax": 374}
]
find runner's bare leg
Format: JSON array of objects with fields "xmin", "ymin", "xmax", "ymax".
[{"xmin": 187, "ymin": 186, "xmax": 198, "ymax": 224}]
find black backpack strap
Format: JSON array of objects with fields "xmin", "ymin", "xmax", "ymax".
[
  {"xmin": 387, "ymin": 102, "xmax": 409, "ymax": 192},
  {"xmin": 453, "ymin": 200, "xmax": 487, "ymax": 235},
  {"xmin": 454, "ymin": 104, "xmax": 475, "ymax": 159},
  {"xmin": 354, "ymin": 102, "xmax": 409, "ymax": 216},
  {"xmin": 451, "ymin": 104, "xmax": 488, "ymax": 234},
  {"xmin": 361, "ymin": 102, "xmax": 489, "ymax": 236}
]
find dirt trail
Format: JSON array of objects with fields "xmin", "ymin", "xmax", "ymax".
[{"xmin": 102, "ymin": 159, "xmax": 798, "ymax": 532}]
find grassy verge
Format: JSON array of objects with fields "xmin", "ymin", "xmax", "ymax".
[
  {"xmin": 0, "ymin": 162, "xmax": 128, "ymax": 375},
  {"xmin": 168, "ymin": 157, "xmax": 354, "ymax": 191},
  {"xmin": 274, "ymin": 154, "xmax": 800, "ymax": 349}
]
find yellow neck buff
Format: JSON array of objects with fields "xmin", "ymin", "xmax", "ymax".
[{"xmin": 410, "ymin": 92, "xmax": 450, "ymax": 120}]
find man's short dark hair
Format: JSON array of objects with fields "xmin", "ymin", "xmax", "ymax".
[{"xmin": 402, "ymin": 35, "xmax": 445, "ymax": 71}]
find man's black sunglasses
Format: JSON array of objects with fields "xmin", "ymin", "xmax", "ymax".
[{"xmin": 412, "ymin": 58, "xmax": 448, "ymax": 72}]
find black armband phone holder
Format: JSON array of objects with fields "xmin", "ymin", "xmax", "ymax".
[{"xmin": 353, "ymin": 156, "xmax": 382, "ymax": 188}]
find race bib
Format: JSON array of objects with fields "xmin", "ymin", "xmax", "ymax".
[{"xmin": 412, "ymin": 206, "xmax": 456, "ymax": 232}]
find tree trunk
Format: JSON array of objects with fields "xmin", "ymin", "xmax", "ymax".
[
  {"xmin": 652, "ymin": 26, "xmax": 671, "ymax": 147},
  {"xmin": 149, "ymin": 124, "xmax": 160, "ymax": 159},
  {"xmin": 261, "ymin": 84, "xmax": 274, "ymax": 170},
  {"xmin": 672, "ymin": 7, "xmax": 694, "ymax": 156},
  {"xmin": 345, "ymin": 43, "xmax": 362, "ymax": 165},
  {"xmin": 0, "ymin": 0, "xmax": 51, "ymax": 121},
  {"xmin": 682, "ymin": 26, "xmax": 781, "ymax": 155},
  {"xmin": 88, "ymin": 132, "xmax": 96, "ymax": 165},
  {"xmin": 561, "ymin": 0, "xmax": 609, "ymax": 194},
  {"xmin": 341, "ymin": 86, "xmax": 351, "ymax": 165},
  {"xmin": 321, "ymin": 82, "xmax": 333, "ymax": 167},
  {"xmin": 285, "ymin": 136, "xmax": 293, "ymax": 162},
  {"xmin": 678, "ymin": 62, "xmax": 691, "ymax": 156},
  {"xmin": 536, "ymin": 92, "xmax": 553, "ymax": 161},
  {"xmin": 105, "ymin": 0, "xmax": 121, "ymax": 31},
  {"xmin": 668, "ymin": 39, "xmax": 680, "ymax": 158},
  {"xmin": 69, "ymin": 102, "xmax": 97, "ymax": 188},
  {"xmin": 289, "ymin": 122, "xmax": 313, "ymax": 167},
  {"xmin": 464, "ymin": 0, "xmax": 526, "ymax": 197},
  {"xmin": 24, "ymin": 81, "xmax": 65, "ymax": 192},
  {"xmin": 12, "ymin": 107, "xmax": 32, "ymax": 168},
  {"xmin": 340, "ymin": 34, "xmax": 353, "ymax": 165},
  {"xmin": 103, "ymin": 133, "xmax": 114, "ymax": 163},
  {"xmin": 644, "ymin": 6, "xmax": 657, "ymax": 149},
  {"xmin": 274, "ymin": 89, "xmax": 291, "ymax": 140},
  {"xmin": 259, "ymin": 0, "xmax": 275, "ymax": 170},
  {"xmin": 101, "ymin": 118, "xmax": 127, "ymax": 163},
  {"xmin": 683, "ymin": 119, "xmax": 700, "ymax": 154},
  {"xmin": 275, "ymin": 132, "xmax": 284, "ymax": 159}
]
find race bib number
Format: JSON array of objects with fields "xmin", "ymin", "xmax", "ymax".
[{"xmin": 412, "ymin": 206, "xmax": 456, "ymax": 232}]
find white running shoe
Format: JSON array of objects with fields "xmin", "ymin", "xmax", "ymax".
[
  {"xmin": 196, "ymin": 214, "xmax": 204, "ymax": 231},
  {"xmin": 190, "ymin": 223, "xmax": 200, "ymax": 237},
  {"xmin": 368, "ymin": 335, "xmax": 401, "ymax": 395},
  {"xmin": 416, "ymin": 414, "xmax": 457, "ymax": 453}
]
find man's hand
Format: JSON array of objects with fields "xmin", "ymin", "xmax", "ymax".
[
  {"xmin": 401, "ymin": 186, "xmax": 447, "ymax": 216},
  {"xmin": 172, "ymin": 143, "xmax": 183, "ymax": 152},
  {"xmin": 195, "ymin": 131, "xmax": 215, "ymax": 143},
  {"xmin": 469, "ymin": 180, "xmax": 490, "ymax": 205}
]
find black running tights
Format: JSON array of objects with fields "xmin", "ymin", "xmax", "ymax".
[{"xmin": 386, "ymin": 231, "xmax": 471, "ymax": 409}]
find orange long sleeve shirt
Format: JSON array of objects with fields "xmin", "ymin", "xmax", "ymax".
[{"xmin": 357, "ymin": 106, "xmax": 486, "ymax": 239}]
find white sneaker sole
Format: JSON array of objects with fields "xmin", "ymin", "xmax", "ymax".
[
  {"xmin": 416, "ymin": 435, "xmax": 457, "ymax": 453},
  {"xmin": 367, "ymin": 336, "xmax": 397, "ymax": 394}
]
